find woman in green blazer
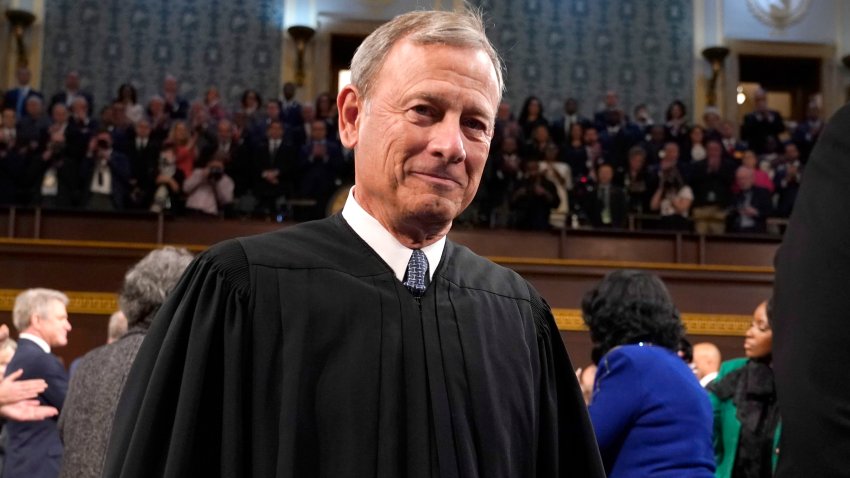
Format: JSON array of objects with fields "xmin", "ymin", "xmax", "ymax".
[{"xmin": 708, "ymin": 300, "xmax": 781, "ymax": 478}]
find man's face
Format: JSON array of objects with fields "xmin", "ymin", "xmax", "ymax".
[
  {"xmin": 283, "ymin": 82, "xmax": 296, "ymax": 100},
  {"xmin": 784, "ymin": 143, "xmax": 799, "ymax": 161},
  {"xmin": 2, "ymin": 110, "xmax": 15, "ymax": 128},
  {"xmin": 583, "ymin": 128, "xmax": 598, "ymax": 145},
  {"xmin": 135, "ymin": 121, "xmax": 151, "ymax": 138},
  {"xmin": 266, "ymin": 102, "xmax": 281, "ymax": 119},
  {"xmin": 341, "ymin": 40, "xmax": 499, "ymax": 230},
  {"xmin": 662, "ymin": 143, "xmax": 679, "ymax": 164},
  {"xmin": 736, "ymin": 167, "xmax": 754, "ymax": 191},
  {"xmin": 217, "ymin": 122, "xmax": 232, "ymax": 142},
  {"xmin": 565, "ymin": 98, "xmax": 578, "ymax": 115},
  {"xmin": 268, "ymin": 122, "xmax": 283, "ymax": 140},
  {"xmin": 52, "ymin": 105, "xmax": 69, "ymax": 124},
  {"xmin": 66, "ymin": 72, "xmax": 80, "ymax": 91},
  {"xmin": 16, "ymin": 68, "xmax": 30, "ymax": 86},
  {"xmin": 25, "ymin": 98, "xmax": 42, "ymax": 117},
  {"xmin": 706, "ymin": 142, "xmax": 722, "ymax": 163},
  {"xmin": 497, "ymin": 102, "xmax": 511, "ymax": 121},
  {"xmin": 311, "ymin": 121, "xmax": 327, "ymax": 141},
  {"xmin": 33, "ymin": 300, "xmax": 71, "ymax": 348},
  {"xmin": 598, "ymin": 165, "xmax": 613, "ymax": 185}
]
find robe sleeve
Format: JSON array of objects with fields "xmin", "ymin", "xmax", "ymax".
[
  {"xmin": 529, "ymin": 292, "xmax": 605, "ymax": 478},
  {"xmin": 102, "ymin": 239, "xmax": 253, "ymax": 478}
]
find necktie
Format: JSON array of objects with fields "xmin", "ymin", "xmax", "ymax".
[{"xmin": 403, "ymin": 249, "xmax": 429, "ymax": 297}]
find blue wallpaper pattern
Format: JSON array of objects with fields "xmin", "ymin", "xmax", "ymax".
[
  {"xmin": 475, "ymin": 0, "xmax": 693, "ymax": 121},
  {"xmin": 42, "ymin": 0, "xmax": 283, "ymax": 111}
]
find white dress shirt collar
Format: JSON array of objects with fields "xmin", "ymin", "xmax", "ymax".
[
  {"xmin": 700, "ymin": 371, "xmax": 718, "ymax": 387},
  {"xmin": 19, "ymin": 333, "xmax": 50, "ymax": 353},
  {"xmin": 341, "ymin": 186, "xmax": 445, "ymax": 282}
]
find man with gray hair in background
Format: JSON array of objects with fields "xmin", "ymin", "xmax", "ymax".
[
  {"xmin": 58, "ymin": 247, "xmax": 193, "ymax": 478},
  {"xmin": 104, "ymin": 8, "xmax": 604, "ymax": 477},
  {"xmin": 4, "ymin": 288, "xmax": 71, "ymax": 478}
]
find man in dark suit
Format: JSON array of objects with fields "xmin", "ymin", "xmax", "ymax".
[
  {"xmin": 741, "ymin": 89, "xmax": 785, "ymax": 155},
  {"xmin": 297, "ymin": 119, "xmax": 343, "ymax": 219},
  {"xmin": 78, "ymin": 132, "xmax": 131, "ymax": 211},
  {"xmin": 726, "ymin": 166, "xmax": 772, "ymax": 233},
  {"xmin": 585, "ymin": 163, "xmax": 627, "ymax": 228},
  {"xmin": 3, "ymin": 68, "xmax": 43, "ymax": 119},
  {"xmin": 48, "ymin": 71, "xmax": 94, "ymax": 117},
  {"xmin": 123, "ymin": 119, "xmax": 161, "ymax": 209},
  {"xmin": 5, "ymin": 288, "xmax": 71, "ymax": 478},
  {"xmin": 279, "ymin": 82, "xmax": 302, "ymax": 128},
  {"xmin": 253, "ymin": 120, "xmax": 295, "ymax": 216},
  {"xmin": 161, "ymin": 75, "xmax": 189, "ymax": 120},
  {"xmin": 550, "ymin": 97, "xmax": 588, "ymax": 146}
]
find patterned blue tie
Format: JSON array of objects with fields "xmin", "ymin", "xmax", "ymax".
[{"xmin": 403, "ymin": 249, "xmax": 429, "ymax": 297}]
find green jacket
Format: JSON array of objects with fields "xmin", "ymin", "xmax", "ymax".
[{"xmin": 708, "ymin": 358, "xmax": 781, "ymax": 478}]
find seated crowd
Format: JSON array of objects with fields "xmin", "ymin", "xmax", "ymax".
[{"xmin": 0, "ymin": 67, "xmax": 821, "ymax": 232}]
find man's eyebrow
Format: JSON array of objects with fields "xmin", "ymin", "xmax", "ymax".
[{"xmin": 409, "ymin": 92, "xmax": 494, "ymax": 121}]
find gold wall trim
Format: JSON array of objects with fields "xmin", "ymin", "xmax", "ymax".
[
  {"xmin": 0, "ymin": 238, "xmax": 207, "ymax": 253},
  {"xmin": 1, "ymin": 290, "xmax": 751, "ymax": 336},
  {"xmin": 553, "ymin": 308, "xmax": 751, "ymax": 337},
  {"xmin": 0, "ymin": 289, "xmax": 118, "ymax": 316}
]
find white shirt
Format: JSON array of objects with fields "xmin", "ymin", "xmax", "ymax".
[
  {"xmin": 19, "ymin": 333, "xmax": 51, "ymax": 353},
  {"xmin": 700, "ymin": 371, "xmax": 718, "ymax": 388},
  {"xmin": 341, "ymin": 187, "xmax": 444, "ymax": 282}
]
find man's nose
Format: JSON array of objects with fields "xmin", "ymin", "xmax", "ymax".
[{"xmin": 429, "ymin": 119, "xmax": 466, "ymax": 164}]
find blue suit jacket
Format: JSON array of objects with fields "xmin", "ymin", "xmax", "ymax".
[
  {"xmin": 3, "ymin": 88, "xmax": 43, "ymax": 118},
  {"xmin": 589, "ymin": 344, "xmax": 715, "ymax": 478},
  {"xmin": 3, "ymin": 338, "xmax": 68, "ymax": 478}
]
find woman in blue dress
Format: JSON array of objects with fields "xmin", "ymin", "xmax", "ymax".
[{"xmin": 583, "ymin": 270, "xmax": 715, "ymax": 477}]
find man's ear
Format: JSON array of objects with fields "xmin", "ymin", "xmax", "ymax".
[{"xmin": 337, "ymin": 85, "xmax": 362, "ymax": 149}]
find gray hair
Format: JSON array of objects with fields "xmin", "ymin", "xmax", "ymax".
[
  {"xmin": 350, "ymin": 7, "xmax": 504, "ymax": 102},
  {"xmin": 119, "ymin": 247, "xmax": 194, "ymax": 328},
  {"xmin": 13, "ymin": 288, "xmax": 69, "ymax": 332},
  {"xmin": 107, "ymin": 310, "xmax": 128, "ymax": 342}
]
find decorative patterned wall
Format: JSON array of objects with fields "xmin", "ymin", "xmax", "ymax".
[
  {"xmin": 475, "ymin": 0, "xmax": 693, "ymax": 122},
  {"xmin": 41, "ymin": 0, "xmax": 283, "ymax": 111}
]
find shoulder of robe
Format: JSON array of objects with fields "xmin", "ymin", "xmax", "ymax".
[
  {"xmin": 441, "ymin": 241, "xmax": 538, "ymax": 303},
  {"xmin": 197, "ymin": 237, "xmax": 251, "ymax": 292}
]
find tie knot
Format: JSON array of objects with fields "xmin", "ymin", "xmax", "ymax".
[{"xmin": 403, "ymin": 249, "xmax": 429, "ymax": 297}]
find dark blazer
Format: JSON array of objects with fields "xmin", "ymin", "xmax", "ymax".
[
  {"xmin": 3, "ymin": 338, "xmax": 69, "ymax": 478},
  {"xmin": 550, "ymin": 114, "xmax": 589, "ymax": 146},
  {"xmin": 78, "ymin": 151, "xmax": 132, "ymax": 210},
  {"xmin": 741, "ymin": 110, "xmax": 785, "ymax": 155},
  {"xmin": 3, "ymin": 88, "xmax": 43, "ymax": 117},
  {"xmin": 773, "ymin": 102, "xmax": 850, "ymax": 478},
  {"xmin": 253, "ymin": 140, "xmax": 296, "ymax": 199},
  {"xmin": 726, "ymin": 186, "xmax": 772, "ymax": 233},
  {"xmin": 585, "ymin": 184, "xmax": 628, "ymax": 228}
]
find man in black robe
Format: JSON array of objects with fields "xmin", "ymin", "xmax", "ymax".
[
  {"xmin": 773, "ymin": 103, "xmax": 850, "ymax": 477},
  {"xmin": 103, "ymin": 9, "xmax": 604, "ymax": 478}
]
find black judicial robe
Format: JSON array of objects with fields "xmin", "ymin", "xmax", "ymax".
[
  {"xmin": 103, "ymin": 215, "xmax": 604, "ymax": 477},
  {"xmin": 773, "ymin": 102, "xmax": 850, "ymax": 478}
]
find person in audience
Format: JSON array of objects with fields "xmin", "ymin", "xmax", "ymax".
[
  {"xmin": 583, "ymin": 125, "xmax": 605, "ymax": 180},
  {"xmin": 297, "ymin": 119, "xmax": 343, "ymax": 219},
  {"xmin": 539, "ymin": 142, "xmax": 572, "ymax": 228},
  {"xmin": 146, "ymin": 95, "xmax": 171, "ymax": 139},
  {"xmin": 517, "ymin": 95, "xmax": 548, "ymax": 139},
  {"xmin": 167, "ymin": 121, "xmax": 197, "ymax": 179},
  {"xmin": 708, "ymin": 300, "xmax": 780, "ymax": 478},
  {"xmin": 161, "ymin": 75, "xmax": 189, "ymax": 120},
  {"xmin": 522, "ymin": 123, "xmax": 554, "ymax": 161},
  {"xmin": 684, "ymin": 125, "xmax": 707, "ymax": 163},
  {"xmin": 202, "ymin": 86, "xmax": 228, "ymax": 122},
  {"xmin": 17, "ymin": 97, "xmax": 49, "ymax": 149},
  {"xmin": 125, "ymin": 119, "xmax": 161, "ymax": 209},
  {"xmin": 512, "ymin": 159, "xmax": 560, "ymax": 230},
  {"xmin": 239, "ymin": 89, "xmax": 263, "ymax": 125},
  {"xmin": 773, "ymin": 143, "xmax": 802, "ymax": 218},
  {"xmin": 690, "ymin": 140, "xmax": 735, "ymax": 235},
  {"xmin": 279, "ymin": 82, "xmax": 302, "ymax": 127},
  {"xmin": 598, "ymin": 108, "xmax": 637, "ymax": 168},
  {"xmin": 593, "ymin": 90, "xmax": 622, "ymax": 128},
  {"xmin": 551, "ymin": 97, "xmax": 588, "ymax": 146},
  {"xmin": 481, "ymin": 135, "xmax": 523, "ymax": 226},
  {"xmin": 49, "ymin": 71, "xmax": 94, "ymax": 117},
  {"xmin": 183, "ymin": 154, "xmax": 234, "ymax": 216},
  {"xmin": 632, "ymin": 103, "xmax": 653, "ymax": 132},
  {"xmin": 5, "ymin": 288, "xmax": 72, "ymax": 478},
  {"xmin": 650, "ymin": 143, "xmax": 693, "ymax": 231},
  {"xmin": 641, "ymin": 124, "xmax": 667, "ymax": 165},
  {"xmin": 702, "ymin": 106, "xmax": 723, "ymax": 141},
  {"xmin": 737, "ymin": 150, "xmax": 774, "ymax": 194},
  {"xmin": 692, "ymin": 342, "xmax": 721, "ymax": 387},
  {"xmin": 585, "ymin": 163, "xmax": 627, "ymax": 228},
  {"xmin": 148, "ymin": 138, "xmax": 186, "ymax": 213},
  {"xmin": 66, "ymin": 96, "xmax": 98, "ymax": 160},
  {"xmin": 58, "ymin": 247, "xmax": 193, "ymax": 478},
  {"xmin": 583, "ymin": 270, "xmax": 714, "ymax": 477},
  {"xmin": 719, "ymin": 120, "xmax": 746, "ymax": 161},
  {"xmin": 115, "ymin": 84, "xmax": 144, "ymax": 125},
  {"xmin": 664, "ymin": 99, "xmax": 689, "ymax": 147},
  {"xmin": 0, "ymin": 111, "xmax": 27, "ymax": 205},
  {"xmin": 36, "ymin": 103, "xmax": 77, "ymax": 209},
  {"xmin": 619, "ymin": 145, "xmax": 655, "ymax": 215},
  {"xmin": 741, "ymin": 89, "xmax": 785, "ymax": 155},
  {"xmin": 253, "ymin": 120, "xmax": 295, "ymax": 216},
  {"xmin": 727, "ymin": 166, "xmax": 772, "ymax": 234},
  {"xmin": 562, "ymin": 122, "xmax": 589, "ymax": 178},
  {"xmin": 3, "ymin": 68, "xmax": 42, "ymax": 118},
  {"xmin": 79, "ymin": 132, "xmax": 131, "ymax": 211},
  {"xmin": 314, "ymin": 92, "xmax": 338, "ymax": 137},
  {"xmin": 791, "ymin": 101, "xmax": 822, "ymax": 163},
  {"xmin": 493, "ymin": 101, "xmax": 522, "ymax": 145}
]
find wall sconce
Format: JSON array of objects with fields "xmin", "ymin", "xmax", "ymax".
[
  {"xmin": 287, "ymin": 25, "xmax": 316, "ymax": 87},
  {"xmin": 702, "ymin": 46, "xmax": 730, "ymax": 107},
  {"xmin": 5, "ymin": 8, "xmax": 37, "ymax": 68}
]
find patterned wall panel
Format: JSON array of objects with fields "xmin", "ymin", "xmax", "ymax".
[
  {"xmin": 41, "ymin": 0, "xmax": 283, "ymax": 111},
  {"xmin": 475, "ymin": 0, "xmax": 693, "ymax": 122}
]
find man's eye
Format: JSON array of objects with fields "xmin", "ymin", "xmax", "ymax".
[
  {"xmin": 412, "ymin": 105, "xmax": 434, "ymax": 116},
  {"xmin": 462, "ymin": 118, "xmax": 487, "ymax": 131}
]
